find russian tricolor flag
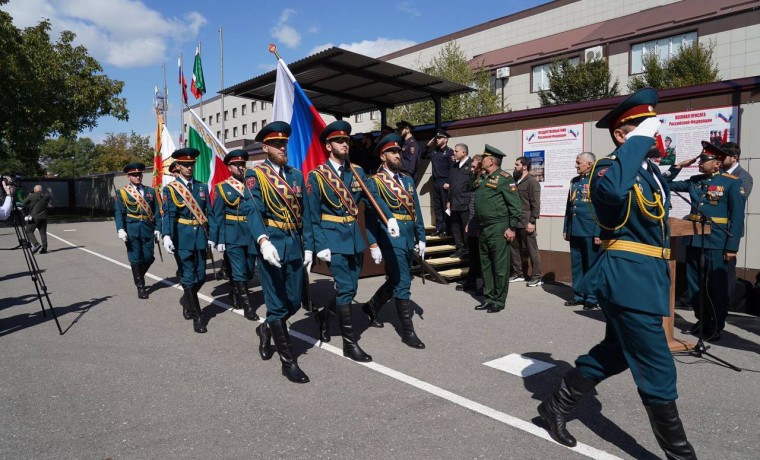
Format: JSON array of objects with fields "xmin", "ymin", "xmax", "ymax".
[{"xmin": 272, "ymin": 57, "xmax": 327, "ymax": 176}]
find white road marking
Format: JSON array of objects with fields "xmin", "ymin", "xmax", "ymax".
[
  {"xmin": 48, "ymin": 231, "xmax": 622, "ymax": 460},
  {"xmin": 484, "ymin": 353, "xmax": 556, "ymax": 377}
]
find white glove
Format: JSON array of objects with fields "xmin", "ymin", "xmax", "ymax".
[
  {"xmin": 25, "ymin": 215, "xmax": 32, "ymax": 222},
  {"xmin": 316, "ymin": 248, "xmax": 331, "ymax": 262},
  {"xmin": 153, "ymin": 230, "xmax": 161, "ymax": 240},
  {"xmin": 163, "ymin": 235, "xmax": 175, "ymax": 254},
  {"xmin": 260, "ymin": 239, "xmax": 282, "ymax": 268},
  {"xmin": 387, "ymin": 218, "xmax": 400, "ymax": 238},
  {"xmin": 208, "ymin": 241, "xmax": 216, "ymax": 251},
  {"xmin": 416, "ymin": 241, "xmax": 426, "ymax": 259},
  {"xmin": 370, "ymin": 246, "xmax": 383, "ymax": 264},
  {"xmin": 216, "ymin": 243, "xmax": 226, "ymax": 253},
  {"xmin": 303, "ymin": 250, "xmax": 313, "ymax": 272},
  {"xmin": 117, "ymin": 229, "xmax": 128, "ymax": 242},
  {"xmin": 626, "ymin": 116, "xmax": 662, "ymax": 140}
]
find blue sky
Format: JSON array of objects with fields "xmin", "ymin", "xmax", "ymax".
[{"xmin": 4, "ymin": 0, "xmax": 545, "ymax": 145}]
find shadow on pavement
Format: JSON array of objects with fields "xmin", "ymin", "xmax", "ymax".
[{"xmin": 0, "ymin": 295, "xmax": 112, "ymax": 337}]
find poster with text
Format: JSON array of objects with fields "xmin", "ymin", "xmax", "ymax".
[
  {"xmin": 522, "ymin": 123, "xmax": 584, "ymax": 217},
  {"xmin": 656, "ymin": 106, "xmax": 738, "ymax": 218}
]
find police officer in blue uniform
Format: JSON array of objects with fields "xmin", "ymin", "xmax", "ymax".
[
  {"xmin": 396, "ymin": 120, "xmax": 421, "ymax": 183},
  {"xmin": 562, "ymin": 152, "xmax": 600, "ymax": 310},
  {"xmin": 303, "ymin": 120, "xmax": 395, "ymax": 361},
  {"xmin": 538, "ymin": 88, "xmax": 697, "ymax": 459},
  {"xmin": 209, "ymin": 149, "xmax": 260, "ymax": 321},
  {"xmin": 161, "ymin": 148, "xmax": 211, "ymax": 334},
  {"xmin": 114, "ymin": 162, "xmax": 161, "ymax": 299},
  {"xmin": 247, "ymin": 121, "xmax": 310, "ymax": 383},
  {"xmin": 424, "ymin": 128, "xmax": 454, "ymax": 236},
  {"xmin": 362, "ymin": 133, "xmax": 426, "ymax": 349},
  {"xmin": 666, "ymin": 141, "xmax": 744, "ymax": 341}
]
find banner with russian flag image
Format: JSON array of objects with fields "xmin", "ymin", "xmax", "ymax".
[{"xmin": 271, "ymin": 54, "xmax": 327, "ymax": 176}]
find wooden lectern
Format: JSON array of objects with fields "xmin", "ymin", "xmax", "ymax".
[{"xmin": 664, "ymin": 217, "xmax": 710, "ymax": 352}]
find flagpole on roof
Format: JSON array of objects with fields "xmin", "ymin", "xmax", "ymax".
[
  {"xmin": 219, "ymin": 28, "xmax": 225, "ymax": 146},
  {"xmin": 179, "ymin": 52, "xmax": 184, "ymax": 147}
]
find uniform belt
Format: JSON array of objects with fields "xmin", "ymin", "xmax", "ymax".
[
  {"xmin": 321, "ymin": 214, "xmax": 356, "ymax": 223},
  {"xmin": 225, "ymin": 215, "xmax": 247, "ymax": 222},
  {"xmin": 686, "ymin": 214, "xmax": 728, "ymax": 224},
  {"xmin": 178, "ymin": 217, "xmax": 199, "ymax": 225},
  {"xmin": 602, "ymin": 239, "xmax": 670, "ymax": 259},
  {"xmin": 127, "ymin": 213, "xmax": 150, "ymax": 220},
  {"xmin": 392, "ymin": 213, "xmax": 413, "ymax": 221},
  {"xmin": 264, "ymin": 218, "xmax": 299, "ymax": 230}
]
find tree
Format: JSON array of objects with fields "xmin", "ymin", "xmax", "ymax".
[
  {"xmin": 628, "ymin": 41, "xmax": 719, "ymax": 92},
  {"xmin": 385, "ymin": 41, "xmax": 501, "ymax": 127},
  {"xmin": 0, "ymin": 1, "xmax": 128, "ymax": 176},
  {"xmin": 93, "ymin": 132, "xmax": 153, "ymax": 174},
  {"xmin": 538, "ymin": 57, "xmax": 620, "ymax": 107},
  {"xmin": 40, "ymin": 137, "xmax": 98, "ymax": 177}
]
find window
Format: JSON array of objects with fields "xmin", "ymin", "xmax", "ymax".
[
  {"xmin": 224, "ymin": 111, "xmax": 229, "ymax": 121},
  {"xmin": 183, "ymin": 123, "xmax": 187, "ymax": 132},
  {"xmin": 224, "ymin": 129, "xmax": 229, "ymax": 140},
  {"xmin": 252, "ymin": 122, "xmax": 258, "ymax": 132},
  {"xmin": 532, "ymin": 58, "xmax": 579, "ymax": 92},
  {"xmin": 232, "ymin": 108, "xmax": 238, "ymax": 118},
  {"xmin": 216, "ymin": 131, "xmax": 221, "ymax": 139},
  {"xmin": 370, "ymin": 110, "xmax": 380, "ymax": 121},
  {"xmin": 261, "ymin": 101, "xmax": 267, "ymax": 110},
  {"xmin": 355, "ymin": 113, "xmax": 364, "ymax": 123},
  {"xmin": 631, "ymin": 32, "xmax": 697, "ymax": 74},
  {"xmin": 242, "ymin": 104, "xmax": 247, "ymax": 116},
  {"xmin": 216, "ymin": 113, "xmax": 220, "ymax": 123},
  {"xmin": 207, "ymin": 116, "xmax": 212, "ymax": 126},
  {"xmin": 233, "ymin": 127, "xmax": 238, "ymax": 137},
  {"xmin": 262, "ymin": 119, "xmax": 267, "ymax": 127},
  {"xmin": 242, "ymin": 124, "xmax": 247, "ymax": 135},
  {"xmin": 252, "ymin": 102, "xmax": 257, "ymax": 113}
]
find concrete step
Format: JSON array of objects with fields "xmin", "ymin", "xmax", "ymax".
[
  {"xmin": 425, "ymin": 244, "xmax": 456, "ymax": 254},
  {"xmin": 437, "ymin": 267, "xmax": 469, "ymax": 279}
]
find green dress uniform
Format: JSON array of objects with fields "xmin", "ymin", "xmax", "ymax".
[
  {"xmin": 114, "ymin": 162, "xmax": 161, "ymax": 299},
  {"xmin": 666, "ymin": 143, "xmax": 744, "ymax": 338},
  {"xmin": 538, "ymin": 88, "xmax": 696, "ymax": 460},
  {"xmin": 562, "ymin": 174, "xmax": 600, "ymax": 306},
  {"xmin": 363, "ymin": 133, "xmax": 427, "ymax": 349},
  {"xmin": 473, "ymin": 145, "xmax": 521, "ymax": 312}
]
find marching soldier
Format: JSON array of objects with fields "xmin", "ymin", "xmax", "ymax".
[
  {"xmin": 362, "ymin": 133, "xmax": 426, "ymax": 349},
  {"xmin": 304, "ymin": 120, "xmax": 396, "ymax": 362},
  {"xmin": 209, "ymin": 149, "xmax": 260, "ymax": 321},
  {"xmin": 538, "ymin": 88, "xmax": 696, "ymax": 459},
  {"xmin": 247, "ymin": 121, "xmax": 310, "ymax": 384},
  {"xmin": 114, "ymin": 162, "xmax": 161, "ymax": 299},
  {"xmin": 161, "ymin": 148, "xmax": 211, "ymax": 334},
  {"xmin": 667, "ymin": 141, "xmax": 745, "ymax": 341},
  {"xmin": 472, "ymin": 145, "xmax": 521, "ymax": 313}
]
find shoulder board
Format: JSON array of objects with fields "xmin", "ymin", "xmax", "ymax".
[
  {"xmin": 498, "ymin": 171, "xmax": 512, "ymax": 179},
  {"xmin": 722, "ymin": 172, "xmax": 738, "ymax": 179}
]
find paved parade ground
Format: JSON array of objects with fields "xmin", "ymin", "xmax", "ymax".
[{"xmin": 1, "ymin": 220, "xmax": 759, "ymax": 459}]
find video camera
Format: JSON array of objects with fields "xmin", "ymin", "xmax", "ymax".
[{"xmin": 1, "ymin": 173, "xmax": 21, "ymax": 199}]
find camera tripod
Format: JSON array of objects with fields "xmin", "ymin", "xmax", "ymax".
[{"xmin": 7, "ymin": 207, "xmax": 63, "ymax": 334}]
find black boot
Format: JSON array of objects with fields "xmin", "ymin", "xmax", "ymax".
[
  {"xmin": 336, "ymin": 304, "xmax": 372, "ymax": 362},
  {"xmin": 395, "ymin": 298, "xmax": 425, "ymax": 349},
  {"xmin": 645, "ymin": 402, "xmax": 697, "ymax": 460},
  {"xmin": 235, "ymin": 281, "xmax": 259, "ymax": 320},
  {"xmin": 537, "ymin": 368, "xmax": 597, "ymax": 447},
  {"xmin": 269, "ymin": 319, "xmax": 309, "ymax": 383},
  {"xmin": 184, "ymin": 286, "xmax": 207, "ymax": 333},
  {"xmin": 362, "ymin": 285, "xmax": 392, "ymax": 328},
  {"xmin": 228, "ymin": 281, "xmax": 240, "ymax": 309},
  {"xmin": 180, "ymin": 292, "xmax": 191, "ymax": 320},
  {"xmin": 131, "ymin": 264, "xmax": 148, "ymax": 299},
  {"xmin": 315, "ymin": 297, "xmax": 335, "ymax": 342},
  {"xmin": 255, "ymin": 321, "xmax": 275, "ymax": 360}
]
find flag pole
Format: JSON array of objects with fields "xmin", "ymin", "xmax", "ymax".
[
  {"xmin": 179, "ymin": 52, "xmax": 184, "ymax": 147},
  {"xmin": 198, "ymin": 42, "xmax": 204, "ymax": 119},
  {"xmin": 219, "ymin": 28, "xmax": 225, "ymax": 146},
  {"xmin": 162, "ymin": 61, "xmax": 169, "ymax": 123}
]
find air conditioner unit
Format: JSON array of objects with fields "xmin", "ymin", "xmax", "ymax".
[
  {"xmin": 585, "ymin": 46, "xmax": 603, "ymax": 62},
  {"xmin": 496, "ymin": 66, "xmax": 510, "ymax": 79}
]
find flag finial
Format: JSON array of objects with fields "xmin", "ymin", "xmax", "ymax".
[{"xmin": 268, "ymin": 43, "xmax": 281, "ymax": 60}]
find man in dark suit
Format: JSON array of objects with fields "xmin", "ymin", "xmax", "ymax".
[
  {"xmin": 446, "ymin": 143, "xmax": 473, "ymax": 259},
  {"xmin": 537, "ymin": 88, "xmax": 696, "ymax": 459},
  {"xmin": 510, "ymin": 157, "xmax": 543, "ymax": 287},
  {"xmin": 23, "ymin": 185, "xmax": 52, "ymax": 254}
]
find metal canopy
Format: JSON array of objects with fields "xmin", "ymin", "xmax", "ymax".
[{"xmin": 220, "ymin": 47, "xmax": 475, "ymax": 119}]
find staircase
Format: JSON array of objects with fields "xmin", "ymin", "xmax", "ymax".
[{"xmin": 414, "ymin": 226, "xmax": 469, "ymax": 284}]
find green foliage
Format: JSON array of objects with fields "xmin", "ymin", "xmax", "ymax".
[
  {"xmin": 385, "ymin": 41, "xmax": 501, "ymax": 127},
  {"xmin": 0, "ymin": 3, "xmax": 128, "ymax": 176},
  {"xmin": 538, "ymin": 57, "xmax": 620, "ymax": 107},
  {"xmin": 628, "ymin": 41, "xmax": 719, "ymax": 92},
  {"xmin": 93, "ymin": 132, "xmax": 153, "ymax": 174},
  {"xmin": 40, "ymin": 137, "xmax": 97, "ymax": 177}
]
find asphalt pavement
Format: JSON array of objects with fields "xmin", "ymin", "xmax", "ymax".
[{"xmin": 1, "ymin": 220, "xmax": 758, "ymax": 459}]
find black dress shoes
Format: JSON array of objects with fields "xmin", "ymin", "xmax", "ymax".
[
  {"xmin": 474, "ymin": 302, "xmax": 491, "ymax": 310},
  {"xmin": 564, "ymin": 299, "xmax": 584, "ymax": 307},
  {"xmin": 486, "ymin": 304, "xmax": 504, "ymax": 313}
]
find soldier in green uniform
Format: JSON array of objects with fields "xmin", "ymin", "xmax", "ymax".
[
  {"xmin": 114, "ymin": 162, "xmax": 161, "ymax": 299},
  {"xmin": 666, "ymin": 141, "xmax": 744, "ymax": 341},
  {"xmin": 246, "ymin": 121, "xmax": 310, "ymax": 384},
  {"xmin": 161, "ymin": 148, "xmax": 211, "ymax": 334},
  {"xmin": 303, "ymin": 120, "xmax": 395, "ymax": 361},
  {"xmin": 209, "ymin": 149, "xmax": 260, "ymax": 321},
  {"xmin": 473, "ymin": 145, "xmax": 521, "ymax": 313},
  {"xmin": 362, "ymin": 133, "xmax": 426, "ymax": 349},
  {"xmin": 537, "ymin": 88, "xmax": 696, "ymax": 459}
]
